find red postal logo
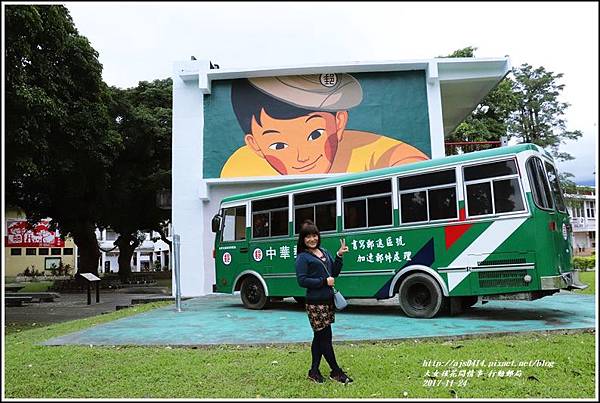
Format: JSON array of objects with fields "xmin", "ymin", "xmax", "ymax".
[
  {"xmin": 222, "ymin": 252, "xmax": 232, "ymax": 265},
  {"xmin": 253, "ymin": 248, "xmax": 263, "ymax": 262}
]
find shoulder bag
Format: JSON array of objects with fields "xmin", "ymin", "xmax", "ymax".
[{"xmin": 317, "ymin": 252, "xmax": 348, "ymax": 311}]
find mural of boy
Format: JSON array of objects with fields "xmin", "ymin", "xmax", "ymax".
[{"xmin": 220, "ymin": 73, "xmax": 428, "ymax": 178}]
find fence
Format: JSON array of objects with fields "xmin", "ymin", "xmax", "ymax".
[{"xmin": 445, "ymin": 139, "xmax": 506, "ymax": 155}]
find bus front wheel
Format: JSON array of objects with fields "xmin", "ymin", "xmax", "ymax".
[
  {"xmin": 398, "ymin": 273, "xmax": 445, "ymax": 318},
  {"xmin": 240, "ymin": 276, "xmax": 268, "ymax": 310}
]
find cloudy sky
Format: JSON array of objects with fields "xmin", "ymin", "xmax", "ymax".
[{"xmin": 65, "ymin": 1, "xmax": 598, "ymax": 185}]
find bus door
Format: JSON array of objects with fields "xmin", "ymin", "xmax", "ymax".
[
  {"xmin": 216, "ymin": 205, "xmax": 248, "ymax": 289},
  {"xmin": 544, "ymin": 161, "xmax": 572, "ymax": 273}
]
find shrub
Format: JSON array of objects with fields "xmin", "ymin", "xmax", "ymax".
[
  {"xmin": 573, "ymin": 256, "xmax": 596, "ymax": 271},
  {"xmin": 54, "ymin": 261, "xmax": 65, "ymax": 276},
  {"xmin": 588, "ymin": 255, "xmax": 596, "ymax": 269}
]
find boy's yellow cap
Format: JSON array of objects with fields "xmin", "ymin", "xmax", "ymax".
[{"xmin": 248, "ymin": 74, "xmax": 363, "ymax": 111}]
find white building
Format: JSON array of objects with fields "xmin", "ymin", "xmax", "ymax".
[
  {"xmin": 96, "ymin": 228, "xmax": 171, "ymax": 274},
  {"xmin": 565, "ymin": 187, "xmax": 596, "ymax": 256},
  {"xmin": 172, "ymin": 57, "xmax": 511, "ymax": 296}
]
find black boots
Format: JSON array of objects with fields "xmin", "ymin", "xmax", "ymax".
[
  {"xmin": 307, "ymin": 369, "xmax": 325, "ymax": 383},
  {"xmin": 330, "ymin": 368, "xmax": 353, "ymax": 384}
]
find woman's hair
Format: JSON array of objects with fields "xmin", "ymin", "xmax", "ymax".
[{"xmin": 296, "ymin": 220, "xmax": 320, "ymax": 254}]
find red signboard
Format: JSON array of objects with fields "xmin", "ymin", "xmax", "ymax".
[{"xmin": 5, "ymin": 219, "xmax": 65, "ymax": 247}]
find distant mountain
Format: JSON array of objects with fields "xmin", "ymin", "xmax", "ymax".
[{"xmin": 576, "ymin": 179, "xmax": 596, "ymax": 187}]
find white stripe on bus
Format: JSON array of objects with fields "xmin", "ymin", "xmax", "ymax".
[{"xmin": 445, "ymin": 217, "xmax": 528, "ymax": 292}]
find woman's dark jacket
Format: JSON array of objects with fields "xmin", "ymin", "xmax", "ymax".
[{"xmin": 295, "ymin": 248, "xmax": 343, "ymax": 304}]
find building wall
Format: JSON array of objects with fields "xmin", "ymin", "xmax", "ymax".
[
  {"xmin": 566, "ymin": 190, "xmax": 596, "ymax": 256},
  {"xmin": 5, "ymin": 244, "xmax": 77, "ymax": 277},
  {"xmin": 174, "ymin": 62, "xmax": 445, "ymax": 296},
  {"xmin": 172, "ymin": 61, "xmax": 206, "ymax": 296},
  {"xmin": 173, "ymin": 59, "xmax": 507, "ymax": 296},
  {"xmin": 101, "ymin": 252, "xmax": 120, "ymax": 273}
]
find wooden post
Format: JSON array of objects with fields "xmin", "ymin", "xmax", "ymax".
[
  {"xmin": 96, "ymin": 281, "xmax": 100, "ymax": 303},
  {"xmin": 87, "ymin": 283, "xmax": 91, "ymax": 305}
]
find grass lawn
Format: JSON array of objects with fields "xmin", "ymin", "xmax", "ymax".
[
  {"xmin": 575, "ymin": 271, "xmax": 596, "ymax": 295},
  {"xmin": 5, "ymin": 278, "xmax": 52, "ymax": 292},
  {"xmin": 17, "ymin": 281, "xmax": 54, "ymax": 293},
  {"xmin": 4, "ymin": 302, "xmax": 596, "ymax": 399}
]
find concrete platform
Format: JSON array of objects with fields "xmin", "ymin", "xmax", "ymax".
[
  {"xmin": 41, "ymin": 291, "xmax": 595, "ymax": 346},
  {"xmin": 5, "ymin": 291, "xmax": 171, "ymax": 326}
]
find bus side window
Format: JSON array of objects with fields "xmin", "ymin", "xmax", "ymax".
[
  {"xmin": 293, "ymin": 188, "xmax": 336, "ymax": 233},
  {"xmin": 464, "ymin": 159, "xmax": 526, "ymax": 217},
  {"xmin": 252, "ymin": 196, "xmax": 289, "ymax": 238},
  {"xmin": 493, "ymin": 178, "xmax": 525, "ymax": 213},
  {"xmin": 222, "ymin": 207, "xmax": 246, "ymax": 242},
  {"xmin": 253, "ymin": 213, "xmax": 269, "ymax": 238},
  {"xmin": 399, "ymin": 169, "xmax": 457, "ymax": 223},
  {"xmin": 466, "ymin": 182, "xmax": 492, "ymax": 216},
  {"xmin": 343, "ymin": 179, "xmax": 392, "ymax": 229}
]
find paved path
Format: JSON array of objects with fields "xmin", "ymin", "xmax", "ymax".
[
  {"xmin": 42, "ymin": 292, "xmax": 595, "ymax": 346},
  {"xmin": 5, "ymin": 290, "xmax": 169, "ymax": 326}
]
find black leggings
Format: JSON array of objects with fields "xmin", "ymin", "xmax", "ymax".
[{"xmin": 311, "ymin": 325, "xmax": 340, "ymax": 372}]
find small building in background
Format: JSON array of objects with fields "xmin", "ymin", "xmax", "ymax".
[
  {"xmin": 565, "ymin": 186, "xmax": 596, "ymax": 256},
  {"xmin": 4, "ymin": 207, "xmax": 78, "ymax": 278},
  {"xmin": 4, "ymin": 207, "xmax": 171, "ymax": 279},
  {"xmin": 96, "ymin": 227, "xmax": 171, "ymax": 274}
]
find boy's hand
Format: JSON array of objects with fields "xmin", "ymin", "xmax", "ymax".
[{"xmin": 327, "ymin": 277, "xmax": 335, "ymax": 287}]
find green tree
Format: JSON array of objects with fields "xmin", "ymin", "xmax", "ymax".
[
  {"xmin": 450, "ymin": 79, "xmax": 516, "ymax": 143},
  {"xmin": 104, "ymin": 79, "xmax": 172, "ymax": 280},
  {"xmin": 441, "ymin": 47, "xmax": 582, "ymax": 175},
  {"xmin": 559, "ymin": 173, "xmax": 592, "ymax": 210},
  {"xmin": 5, "ymin": 5, "xmax": 121, "ymax": 275},
  {"xmin": 439, "ymin": 47, "xmax": 516, "ymax": 148},
  {"xmin": 507, "ymin": 63, "xmax": 583, "ymax": 161},
  {"xmin": 438, "ymin": 46, "xmax": 478, "ymax": 58}
]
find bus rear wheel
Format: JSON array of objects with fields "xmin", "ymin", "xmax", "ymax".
[
  {"xmin": 240, "ymin": 276, "xmax": 268, "ymax": 310},
  {"xmin": 398, "ymin": 273, "xmax": 445, "ymax": 318},
  {"xmin": 462, "ymin": 296, "xmax": 478, "ymax": 309}
]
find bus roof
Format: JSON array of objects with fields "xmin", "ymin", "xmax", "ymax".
[{"xmin": 221, "ymin": 143, "xmax": 546, "ymax": 204}]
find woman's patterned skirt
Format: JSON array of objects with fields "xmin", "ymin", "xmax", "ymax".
[{"xmin": 305, "ymin": 302, "xmax": 335, "ymax": 332}]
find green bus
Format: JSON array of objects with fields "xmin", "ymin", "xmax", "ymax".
[{"xmin": 211, "ymin": 143, "xmax": 586, "ymax": 318}]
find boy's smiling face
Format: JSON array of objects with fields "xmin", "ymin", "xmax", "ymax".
[{"xmin": 244, "ymin": 109, "xmax": 348, "ymax": 175}]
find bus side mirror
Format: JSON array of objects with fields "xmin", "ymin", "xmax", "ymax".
[{"xmin": 212, "ymin": 215, "xmax": 222, "ymax": 233}]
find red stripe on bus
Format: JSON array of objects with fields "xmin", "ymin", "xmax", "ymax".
[{"xmin": 445, "ymin": 223, "xmax": 473, "ymax": 250}]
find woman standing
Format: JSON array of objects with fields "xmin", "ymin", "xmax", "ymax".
[{"xmin": 295, "ymin": 221, "xmax": 353, "ymax": 384}]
